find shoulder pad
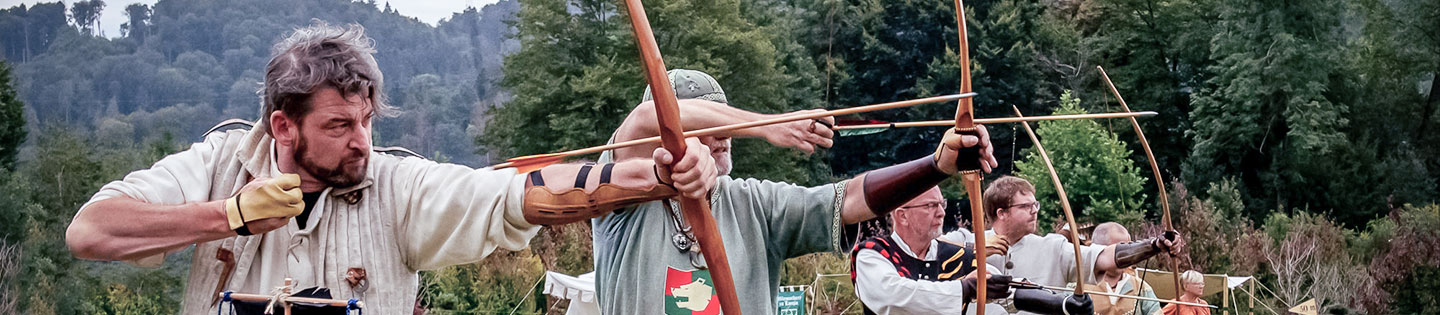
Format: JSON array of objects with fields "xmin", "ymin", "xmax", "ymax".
[
  {"xmin": 201, "ymin": 119, "xmax": 256, "ymax": 140},
  {"xmin": 373, "ymin": 146, "xmax": 428, "ymax": 160}
]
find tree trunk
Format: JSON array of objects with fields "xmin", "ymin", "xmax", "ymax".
[{"xmin": 1416, "ymin": 67, "xmax": 1439, "ymax": 143}]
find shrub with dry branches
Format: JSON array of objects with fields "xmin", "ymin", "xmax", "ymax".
[
  {"xmin": 1261, "ymin": 212, "xmax": 1352, "ymax": 313},
  {"xmin": 1356, "ymin": 204, "xmax": 1440, "ymax": 313},
  {"xmin": 1159, "ymin": 180, "xmax": 1251, "ymax": 273},
  {"xmin": 0, "ymin": 240, "xmax": 19, "ymax": 314}
]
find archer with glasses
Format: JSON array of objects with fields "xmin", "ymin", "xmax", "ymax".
[{"xmin": 938, "ymin": 176, "xmax": 1184, "ymax": 315}]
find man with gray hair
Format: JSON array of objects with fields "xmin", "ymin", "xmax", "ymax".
[
  {"xmin": 65, "ymin": 22, "xmax": 720, "ymax": 313},
  {"xmin": 1087, "ymin": 222, "xmax": 1161, "ymax": 315},
  {"xmin": 592, "ymin": 69, "xmax": 1000, "ymax": 314}
]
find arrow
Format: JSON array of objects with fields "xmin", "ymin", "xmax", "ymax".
[
  {"xmin": 833, "ymin": 111, "xmax": 1159, "ymax": 136},
  {"xmin": 492, "ymin": 93, "xmax": 974, "ymax": 172}
]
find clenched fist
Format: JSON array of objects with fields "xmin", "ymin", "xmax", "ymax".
[
  {"xmin": 226, "ymin": 174, "xmax": 304, "ymax": 235},
  {"xmin": 653, "ymin": 138, "xmax": 719, "ymax": 199},
  {"xmin": 934, "ymin": 125, "xmax": 998, "ymax": 175}
]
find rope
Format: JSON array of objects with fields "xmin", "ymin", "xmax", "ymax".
[
  {"xmin": 1252, "ymin": 280, "xmax": 1292, "ymax": 311},
  {"xmin": 347, "ymin": 298, "xmax": 362, "ymax": 315},
  {"xmin": 262, "ymin": 286, "xmax": 293, "ymax": 315},
  {"xmin": 219, "ymin": 291, "xmax": 233, "ymax": 315},
  {"xmin": 1237, "ymin": 282, "xmax": 1282, "ymax": 315},
  {"xmin": 1009, "ymin": 122, "xmax": 1018, "ymax": 174},
  {"xmin": 838, "ymin": 299, "xmax": 860, "ymax": 314},
  {"xmin": 506, "ymin": 273, "xmax": 547, "ymax": 315}
]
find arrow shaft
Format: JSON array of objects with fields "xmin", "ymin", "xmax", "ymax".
[
  {"xmin": 493, "ymin": 93, "xmax": 972, "ymax": 170},
  {"xmin": 833, "ymin": 111, "xmax": 1158, "ymax": 131},
  {"xmin": 220, "ymin": 292, "xmax": 362, "ymax": 308}
]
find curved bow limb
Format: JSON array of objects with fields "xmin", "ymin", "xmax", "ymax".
[
  {"xmin": 1011, "ymin": 106, "xmax": 1087, "ymax": 296},
  {"xmin": 950, "ymin": 0, "xmax": 989, "ymax": 312},
  {"xmin": 1097, "ymin": 66, "xmax": 1184, "ymax": 297},
  {"xmin": 620, "ymin": 1, "xmax": 740, "ymax": 314}
]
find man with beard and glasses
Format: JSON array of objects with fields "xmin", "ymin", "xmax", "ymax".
[
  {"xmin": 65, "ymin": 22, "xmax": 719, "ymax": 314},
  {"xmin": 590, "ymin": 69, "xmax": 999, "ymax": 314}
]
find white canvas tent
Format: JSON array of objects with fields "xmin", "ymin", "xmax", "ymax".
[
  {"xmin": 1135, "ymin": 268, "xmax": 1293, "ymax": 315},
  {"xmin": 1135, "ymin": 268, "xmax": 1251, "ymax": 300},
  {"xmin": 544, "ymin": 271, "xmax": 600, "ymax": 315}
]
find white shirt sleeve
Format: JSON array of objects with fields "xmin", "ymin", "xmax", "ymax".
[
  {"xmin": 391, "ymin": 158, "xmax": 540, "ymax": 270},
  {"xmin": 1039, "ymin": 234, "xmax": 1106, "ymax": 286},
  {"xmin": 854, "ymin": 249, "xmax": 971, "ymax": 314},
  {"xmin": 937, "ymin": 229, "xmax": 973, "ymax": 244},
  {"xmin": 78, "ymin": 132, "xmax": 230, "ymax": 267},
  {"xmin": 81, "ymin": 133, "xmax": 228, "ymax": 213}
]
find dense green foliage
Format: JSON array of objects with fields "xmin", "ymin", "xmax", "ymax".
[
  {"xmin": 0, "ymin": 61, "xmax": 24, "ymax": 171},
  {"xmin": 487, "ymin": 0, "xmax": 830, "ymax": 184},
  {"xmin": 1015, "ymin": 91, "xmax": 1146, "ymax": 230},
  {"xmin": 0, "ymin": 0, "xmax": 1436, "ymax": 313},
  {"xmin": 0, "ymin": 0, "xmax": 517, "ymax": 166}
]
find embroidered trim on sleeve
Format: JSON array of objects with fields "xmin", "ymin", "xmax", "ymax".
[{"xmin": 830, "ymin": 180, "xmax": 847, "ymax": 255}]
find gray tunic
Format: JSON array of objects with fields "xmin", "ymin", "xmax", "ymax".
[{"xmin": 591, "ymin": 176, "xmax": 844, "ymax": 315}]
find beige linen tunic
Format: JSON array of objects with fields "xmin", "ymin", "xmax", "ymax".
[
  {"xmin": 939, "ymin": 230, "xmax": 1106, "ymax": 315},
  {"xmin": 79, "ymin": 126, "xmax": 539, "ymax": 314}
]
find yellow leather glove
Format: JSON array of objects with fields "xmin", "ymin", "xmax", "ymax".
[
  {"xmin": 225, "ymin": 174, "xmax": 304, "ymax": 235},
  {"xmin": 985, "ymin": 234, "xmax": 1011, "ymax": 257}
]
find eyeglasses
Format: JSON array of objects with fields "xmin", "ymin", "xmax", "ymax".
[
  {"xmin": 1006, "ymin": 202, "xmax": 1040, "ymax": 212},
  {"xmin": 899, "ymin": 202, "xmax": 946, "ymax": 211}
]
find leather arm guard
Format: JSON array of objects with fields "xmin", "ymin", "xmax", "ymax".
[
  {"xmin": 861, "ymin": 127, "xmax": 986, "ymax": 216},
  {"xmin": 861, "ymin": 157, "xmax": 950, "ymax": 217},
  {"xmin": 1013, "ymin": 288, "xmax": 1094, "ymax": 315},
  {"xmin": 521, "ymin": 163, "xmax": 678, "ymax": 225},
  {"xmin": 1113, "ymin": 237, "xmax": 1165, "ymax": 268}
]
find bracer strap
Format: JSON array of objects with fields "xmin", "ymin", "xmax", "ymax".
[{"xmin": 522, "ymin": 183, "xmax": 678, "ymax": 225}]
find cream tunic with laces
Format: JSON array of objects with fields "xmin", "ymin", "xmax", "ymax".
[{"xmin": 79, "ymin": 124, "xmax": 539, "ymax": 314}]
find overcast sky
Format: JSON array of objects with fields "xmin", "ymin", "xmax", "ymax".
[{"xmin": 0, "ymin": 0, "xmax": 501, "ymax": 38}]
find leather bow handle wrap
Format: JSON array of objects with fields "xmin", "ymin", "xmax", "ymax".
[{"xmin": 950, "ymin": 129, "xmax": 984, "ymax": 172}]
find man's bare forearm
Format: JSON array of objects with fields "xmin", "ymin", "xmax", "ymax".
[
  {"xmin": 613, "ymin": 99, "xmax": 769, "ymax": 160},
  {"xmin": 67, "ymin": 197, "xmax": 234, "ymax": 261}
]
